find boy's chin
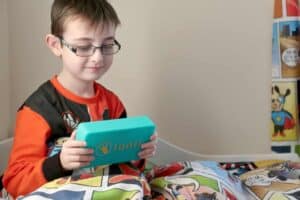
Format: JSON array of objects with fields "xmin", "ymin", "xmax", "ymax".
[{"xmin": 82, "ymin": 73, "xmax": 105, "ymax": 82}]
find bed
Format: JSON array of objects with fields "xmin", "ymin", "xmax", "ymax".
[
  {"xmin": 150, "ymin": 138, "xmax": 299, "ymax": 164},
  {"xmin": 0, "ymin": 138, "xmax": 12, "ymax": 176},
  {"xmin": 1, "ymin": 137, "xmax": 299, "ymax": 200}
]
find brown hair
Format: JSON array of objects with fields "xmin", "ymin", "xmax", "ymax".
[{"xmin": 50, "ymin": 0, "xmax": 120, "ymax": 37}]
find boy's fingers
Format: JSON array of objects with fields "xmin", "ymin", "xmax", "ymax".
[
  {"xmin": 70, "ymin": 131, "xmax": 76, "ymax": 140},
  {"xmin": 74, "ymin": 148, "xmax": 94, "ymax": 155},
  {"xmin": 140, "ymin": 145, "xmax": 156, "ymax": 155},
  {"xmin": 139, "ymin": 148, "xmax": 156, "ymax": 158},
  {"xmin": 69, "ymin": 155, "xmax": 94, "ymax": 162},
  {"xmin": 150, "ymin": 132, "xmax": 158, "ymax": 140},
  {"xmin": 141, "ymin": 141, "xmax": 155, "ymax": 149},
  {"xmin": 64, "ymin": 140, "xmax": 87, "ymax": 148}
]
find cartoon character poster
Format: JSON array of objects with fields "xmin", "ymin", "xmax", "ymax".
[
  {"xmin": 274, "ymin": 0, "xmax": 299, "ymax": 19},
  {"xmin": 286, "ymin": 0, "xmax": 299, "ymax": 17},
  {"xmin": 272, "ymin": 0, "xmax": 300, "ymax": 78},
  {"xmin": 278, "ymin": 20, "xmax": 300, "ymax": 78},
  {"xmin": 272, "ymin": 22, "xmax": 281, "ymax": 78},
  {"xmin": 271, "ymin": 82, "xmax": 298, "ymax": 141}
]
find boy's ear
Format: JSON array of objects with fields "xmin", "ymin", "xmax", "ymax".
[{"xmin": 45, "ymin": 34, "xmax": 62, "ymax": 57}]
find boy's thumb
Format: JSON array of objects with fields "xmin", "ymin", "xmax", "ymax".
[{"xmin": 70, "ymin": 131, "xmax": 76, "ymax": 140}]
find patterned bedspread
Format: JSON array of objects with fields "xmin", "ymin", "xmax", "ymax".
[
  {"xmin": 17, "ymin": 161, "xmax": 252, "ymax": 200},
  {"xmin": 1, "ymin": 159, "xmax": 298, "ymax": 200}
]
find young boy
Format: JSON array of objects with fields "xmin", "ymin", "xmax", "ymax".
[{"xmin": 3, "ymin": 0, "xmax": 157, "ymax": 198}]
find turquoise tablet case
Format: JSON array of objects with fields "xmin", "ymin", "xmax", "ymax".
[{"xmin": 75, "ymin": 116, "xmax": 156, "ymax": 167}]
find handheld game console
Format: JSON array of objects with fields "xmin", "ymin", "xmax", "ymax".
[{"xmin": 75, "ymin": 115, "xmax": 156, "ymax": 167}]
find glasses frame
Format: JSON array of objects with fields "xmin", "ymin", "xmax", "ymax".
[{"xmin": 58, "ymin": 37, "xmax": 121, "ymax": 57}]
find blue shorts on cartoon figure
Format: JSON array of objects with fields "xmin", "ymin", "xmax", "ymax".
[{"xmin": 75, "ymin": 115, "xmax": 156, "ymax": 167}]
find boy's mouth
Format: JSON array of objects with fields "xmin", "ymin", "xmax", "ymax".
[
  {"xmin": 85, "ymin": 66, "xmax": 103, "ymax": 73},
  {"xmin": 87, "ymin": 65, "xmax": 103, "ymax": 69}
]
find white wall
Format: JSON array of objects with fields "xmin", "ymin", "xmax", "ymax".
[
  {"xmin": 4, "ymin": 0, "xmax": 273, "ymax": 155},
  {"xmin": 7, "ymin": 0, "xmax": 60, "ymax": 116},
  {"xmin": 105, "ymin": 0, "xmax": 273, "ymax": 154},
  {"xmin": 0, "ymin": 0, "xmax": 11, "ymax": 140}
]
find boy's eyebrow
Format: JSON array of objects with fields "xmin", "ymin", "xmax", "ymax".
[
  {"xmin": 103, "ymin": 36, "xmax": 115, "ymax": 41},
  {"xmin": 72, "ymin": 36, "xmax": 115, "ymax": 42},
  {"xmin": 72, "ymin": 37, "xmax": 93, "ymax": 42}
]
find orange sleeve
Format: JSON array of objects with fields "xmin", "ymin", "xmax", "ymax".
[{"xmin": 3, "ymin": 106, "xmax": 51, "ymax": 198}]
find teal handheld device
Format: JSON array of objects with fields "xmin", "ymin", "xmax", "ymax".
[{"xmin": 75, "ymin": 116, "xmax": 156, "ymax": 167}]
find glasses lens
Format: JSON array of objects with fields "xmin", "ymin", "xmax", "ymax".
[
  {"xmin": 102, "ymin": 44, "xmax": 119, "ymax": 55},
  {"xmin": 65, "ymin": 40, "xmax": 121, "ymax": 57},
  {"xmin": 76, "ymin": 46, "xmax": 94, "ymax": 57}
]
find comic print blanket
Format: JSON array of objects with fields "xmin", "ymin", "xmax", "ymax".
[
  {"xmin": 18, "ymin": 162, "xmax": 150, "ymax": 200},
  {"xmin": 147, "ymin": 161, "xmax": 253, "ymax": 200},
  {"xmin": 240, "ymin": 161, "xmax": 300, "ymax": 200},
  {"xmin": 17, "ymin": 161, "xmax": 253, "ymax": 200},
  {"xmin": 219, "ymin": 160, "xmax": 285, "ymax": 177}
]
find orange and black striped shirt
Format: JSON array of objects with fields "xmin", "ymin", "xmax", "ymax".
[{"xmin": 3, "ymin": 76, "xmax": 127, "ymax": 198}]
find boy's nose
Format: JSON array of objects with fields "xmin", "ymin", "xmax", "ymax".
[{"xmin": 90, "ymin": 48, "xmax": 104, "ymax": 62}]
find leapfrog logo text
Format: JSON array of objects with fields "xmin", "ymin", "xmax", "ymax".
[
  {"xmin": 95, "ymin": 141, "xmax": 143, "ymax": 156},
  {"xmin": 113, "ymin": 141, "xmax": 143, "ymax": 151},
  {"xmin": 94, "ymin": 143, "xmax": 112, "ymax": 156}
]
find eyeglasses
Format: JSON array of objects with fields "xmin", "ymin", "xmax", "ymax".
[{"xmin": 59, "ymin": 38, "xmax": 121, "ymax": 57}]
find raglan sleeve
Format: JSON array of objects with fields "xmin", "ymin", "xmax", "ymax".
[{"xmin": 2, "ymin": 106, "xmax": 69, "ymax": 198}]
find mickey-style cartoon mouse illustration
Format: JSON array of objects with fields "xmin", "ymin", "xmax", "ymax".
[{"xmin": 271, "ymin": 85, "xmax": 295, "ymax": 137}]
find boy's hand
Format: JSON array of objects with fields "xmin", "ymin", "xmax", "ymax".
[
  {"xmin": 60, "ymin": 131, "xmax": 94, "ymax": 170},
  {"xmin": 138, "ymin": 132, "xmax": 158, "ymax": 159}
]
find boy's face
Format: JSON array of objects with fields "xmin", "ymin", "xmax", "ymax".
[{"xmin": 59, "ymin": 17, "xmax": 117, "ymax": 83}]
